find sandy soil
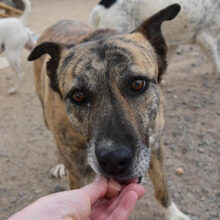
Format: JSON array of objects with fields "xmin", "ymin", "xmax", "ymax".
[{"xmin": 0, "ymin": 0, "xmax": 219, "ymax": 219}]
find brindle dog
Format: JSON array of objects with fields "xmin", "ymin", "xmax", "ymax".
[{"xmin": 28, "ymin": 4, "xmax": 190, "ymax": 219}]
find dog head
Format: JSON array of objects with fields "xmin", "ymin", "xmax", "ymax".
[{"xmin": 28, "ymin": 4, "xmax": 180, "ymax": 184}]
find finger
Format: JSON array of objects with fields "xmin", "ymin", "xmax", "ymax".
[
  {"xmin": 113, "ymin": 190, "xmax": 138, "ymax": 219},
  {"xmin": 118, "ymin": 183, "xmax": 145, "ymax": 200},
  {"xmin": 82, "ymin": 176, "xmax": 108, "ymax": 205},
  {"xmin": 124, "ymin": 183, "xmax": 145, "ymax": 199},
  {"xmin": 105, "ymin": 183, "xmax": 145, "ymax": 215},
  {"xmin": 106, "ymin": 178, "xmax": 121, "ymax": 199},
  {"xmin": 111, "ymin": 188, "xmax": 144, "ymax": 220}
]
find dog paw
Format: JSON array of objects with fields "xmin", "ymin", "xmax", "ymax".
[
  {"xmin": 51, "ymin": 163, "xmax": 66, "ymax": 178},
  {"xmin": 164, "ymin": 202, "xmax": 191, "ymax": 220},
  {"xmin": 8, "ymin": 87, "xmax": 17, "ymax": 95}
]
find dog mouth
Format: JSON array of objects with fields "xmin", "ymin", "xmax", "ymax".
[{"xmin": 113, "ymin": 176, "xmax": 143, "ymax": 185}]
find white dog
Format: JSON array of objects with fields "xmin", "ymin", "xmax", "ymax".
[
  {"xmin": 89, "ymin": 0, "xmax": 220, "ymax": 74},
  {"xmin": 0, "ymin": 0, "xmax": 36, "ymax": 94}
]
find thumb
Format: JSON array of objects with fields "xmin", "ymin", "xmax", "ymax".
[{"xmin": 81, "ymin": 177, "xmax": 108, "ymax": 205}]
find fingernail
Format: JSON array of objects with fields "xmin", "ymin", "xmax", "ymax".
[{"xmin": 110, "ymin": 180, "xmax": 121, "ymax": 191}]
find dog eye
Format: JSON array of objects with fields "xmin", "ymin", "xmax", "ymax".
[
  {"xmin": 71, "ymin": 91, "xmax": 86, "ymax": 103},
  {"xmin": 131, "ymin": 79, "xmax": 146, "ymax": 92}
]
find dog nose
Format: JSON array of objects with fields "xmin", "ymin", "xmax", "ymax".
[{"xmin": 96, "ymin": 145, "xmax": 133, "ymax": 175}]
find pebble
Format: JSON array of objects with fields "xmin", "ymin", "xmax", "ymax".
[
  {"xmin": 198, "ymin": 148, "xmax": 205, "ymax": 153},
  {"xmin": 160, "ymin": 80, "xmax": 166, "ymax": 86},
  {"xmin": 176, "ymin": 168, "xmax": 184, "ymax": 175},
  {"xmin": 202, "ymin": 188, "xmax": 210, "ymax": 194},
  {"xmin": 192, "ymin": 104, "xmax": 202, "ymax": 109},
  {"xmin": 207, "ymin": 129, "xmax": 216, "ymax": 134},
  {"xmin": 166, "ymin": 88, "xmax": 173, "ymax": 93}
]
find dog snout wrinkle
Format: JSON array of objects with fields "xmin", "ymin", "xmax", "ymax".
[{"xmin": 96, "ymin": 145, "xmax": 133, "ymax": 175}]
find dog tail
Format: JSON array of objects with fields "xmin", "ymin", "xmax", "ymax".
[
  {"xmin": 88, "ymin": 5, "xmax": 101, "ymax": 28},
  {"xmin": 20, "ymin": 0, "xmax": 31, "ymax": 23}
]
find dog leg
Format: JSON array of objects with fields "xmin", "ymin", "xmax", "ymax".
[
  {"xmin": 51, "ymin": 163, "xmax": 66, "ymax": 178},
  {"xmin": 196, "ymin": 31, "xmax": 220, "ymax": 74},
  {"xmin": 56, "ymin": 142, "xmax": 95, "ymax": 189},
  {"xmin": 67, "ymin": 158, "xmax": 95, "ymax": 189},
  {"xmin": 5, "ymin": 50, "xmax": 24, "ymax": 94},
  {"xmin": 163, "ymin": 202, "xmax": 190, "ymax": 220},
  {"xmin": 148, "ymin": 147, "xmax": 190, "ymax": 220}
]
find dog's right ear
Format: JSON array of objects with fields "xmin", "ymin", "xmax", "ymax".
[
  {"xmin": 28, "ymin": 42, "xmax": 69, "ymax": 78},
  {"xmin": 28, "ymin": 42, "xmax": 63, "ymax": 61}
]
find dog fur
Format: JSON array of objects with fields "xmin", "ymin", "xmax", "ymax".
[
  {"xmin": 28, "ymin": 4, "xmax": 190, "ymax": 220},
  {"xmin": 89, "ymin": 0, "xmax": 220, "ymax": 75},
  {"xmin": 0, "ymin": 0, "xmax": 36, "ymax": 94}
]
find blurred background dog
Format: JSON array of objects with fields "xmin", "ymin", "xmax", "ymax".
[
  {"xmin": 89, "ymin": 0, "xmax": 220, "ymax": 75},
  {"xmin": 0, "ymin": 0, "xmax": 36, "ymax": 94}
]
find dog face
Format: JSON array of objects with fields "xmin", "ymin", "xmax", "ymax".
[
  {"xmin": 28, "ymin": 4, "xmax": 180, "ymax": 183},
  {"xmin": 62, "ymin": 35, "xmax": 158, "ymax": 182}
]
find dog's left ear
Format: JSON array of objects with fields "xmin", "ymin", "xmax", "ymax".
[
  {"xmin": 28, "ymin": 42, "xmax": 69, "ymax": 78},
  {"xmin": 134, "ymin": 4, "xmax": 181, "ymax": 82}
]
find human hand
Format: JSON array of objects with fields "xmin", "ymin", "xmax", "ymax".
[{"xmin": 9, "ymin": 177, "xmax": 145, "ymax": 220}]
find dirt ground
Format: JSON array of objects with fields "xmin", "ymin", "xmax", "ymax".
[{"xmin": 0, "ymin": 0, "xmax": 219, "ymax": 219}]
